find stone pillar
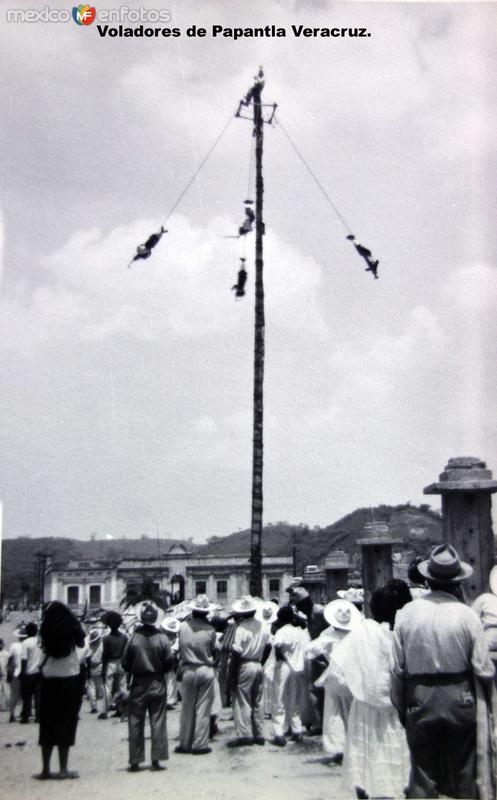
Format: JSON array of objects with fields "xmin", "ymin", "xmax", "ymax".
[
  {"xmin": 424, "ymin": 457, "xmax": 497, "ymax": 600},
  {"xmin": 324, "ymin": 568, "xmax": 349, "ymax": 600},
  {"xmin": 358, "ymin": 524, "xmax": 401, "ymax": 617}
]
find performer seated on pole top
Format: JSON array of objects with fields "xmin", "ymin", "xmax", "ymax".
[
  {"xmin": 231, "ymin": 259, "xmax": 248, "ymax": 298},
  {"xmin": 346, "ymin": 234, "xmax": 379, "ymax": 279},
  {"xmin": 129, "ymin": 226, "xmax": 167, "ymax": 266}
]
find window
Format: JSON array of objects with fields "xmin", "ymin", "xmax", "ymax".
[
  {"xmin": 89, "ymin": 585, "xmax": 101, "ymax": 607},
  {"xmin": 152, "ymin": 582, "xmax": 160, "ymax": 594},
  {"xmin": 269, "ymin": 578, "xmax": 280, "ymax": 594},
  {"xmin": 67, "ymin": 585, "xmax": 79, "ymax": 606},
  {"xmin": 216, "ymin": 580, "xmax": 227, "ymax": 598},
  {"xmin": 195, "ymin": 580, "xmax": 207, "ymax": 595}
]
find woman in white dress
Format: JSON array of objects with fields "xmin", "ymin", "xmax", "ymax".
[
  {"xmin": 309, "ymin": 600, "xmax": 362, "ymax": 759},
  {"xmin": 331, "ymin": 584, "xmax": 411, "ymax": 799}
]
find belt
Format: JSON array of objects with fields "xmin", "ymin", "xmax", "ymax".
[
  {"xmin": 407, "ymin": 670, "xmax": 472, "ymax": 685},
  {"xmin": 182, "ymin": 662, "xmax": 213, "ymax": 669},
  {"xmin": 132, "ymin": 671, "xmax": 165, "ymax": 678},
  {"xmin": 240, "ymin": 657, "xmax": 262, "ymax": 663}
]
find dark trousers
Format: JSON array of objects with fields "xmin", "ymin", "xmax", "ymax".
[
  {"xmin": 20, "ymin": 673, "xmax": 40, "ymax": 722},
  {"xmin": 128, "ymin": 676, "xmax": 168, "ymax": 765},
  {"xmin": 405, "ymin": 676, "xmax": 477, "ymax": 799}
]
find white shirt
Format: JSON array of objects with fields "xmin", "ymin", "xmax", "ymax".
[
  {"xmin": 42, "ymin": 646, "xmax": 86, "ymax": 678},
  {"xmin": 472, "ymin": 593, "xmax": 497, "ymax": 653},
  {"xmin": 232, "ymin": 617, "xmax": 270, "ymax": 661},
  {"xmin": 273, "ymin": 624, "xmax": 310, "ymax": 672},
  {"xmin": 21, "ymin": 636, "xmax": 43, "ymax": 675},
  {"xmin": 8, "ymin": 641, "xmax": 24, "ymax": 679}
]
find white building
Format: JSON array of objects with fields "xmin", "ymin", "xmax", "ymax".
[{"xmin": 44, "ymin": 543, "xmax": 295, "ymax": 611}]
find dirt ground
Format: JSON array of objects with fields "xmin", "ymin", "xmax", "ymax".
[{"xmin": 0, "ymin": 613, "xmax": 346, "ymax": 800}]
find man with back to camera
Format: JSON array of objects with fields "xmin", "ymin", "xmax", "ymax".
[{"xmin": 390, "ymin": 543, "xmax": 495, "ymax": 799}]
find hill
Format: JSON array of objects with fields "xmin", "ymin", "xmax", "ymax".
[
  {"xmin": 1, "ymin": 504, "xmax": 444, "ymax": 601},
  {"xmin": 196, "ymin": 503, "xmax": 444, "ymax": 575}
]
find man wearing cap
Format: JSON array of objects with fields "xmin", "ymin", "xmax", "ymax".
[
  {"xmin": 390, "ymin": 543, "xmax": 495, "ymax": 799},
  {"xmin": 100, "ymin": 611, "xmax": 128, "ymax": 719},
  {"xmin": 122, "ymin": 602, "xmax": 174, "ymax": 771},
  {"xmin": 227, "ymin": 595, "xmax": 271, "ymax": 747},
  {"xmin": 176, "ymin": 595, "xmax": 217, "ymax": 755}
]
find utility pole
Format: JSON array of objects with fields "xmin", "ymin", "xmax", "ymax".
[
  {"xmin": 236, "ymin": 70, "xmax": 276, "ymax": 598},
  {"xmin": 35, "ymin": 551, "xmax": 50, "ymax": 606}
]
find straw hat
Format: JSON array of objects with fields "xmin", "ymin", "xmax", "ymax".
[
  {"xmin": 189, "ymin": 595, "xmax": 215, "ymax": 614},
  {"xmin": 88, "ymin": 628, "xmax": 102, "ymax": 644},
  {"xmin": 323, "ymin": 599, "xmax": 362, "ymax": 631},
  {"xmin": 336, "ymin": 587, "xmax": 364, "ymax": 605},
  {"xmin": 418, "ymin": 544, "xmax": 472, "ymax": 584},
  {"xmin": 231, "ymin": 595, "xmax": 258, "ymax": 616},
  {"xmin": 255, "ymin": 601, "xmax": 278, "ymax": 624},
  {"xmin": 489, "ymin": 565, "xmax": 497, "ymax": 596},
  {"xmin": 161, "ymin": 616, "xmax": 180, "ymax": 634}
]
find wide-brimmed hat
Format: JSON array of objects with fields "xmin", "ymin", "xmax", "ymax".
[
  {"xmin": 323, "ymin": 599, "xmax": 362, "ymax": 631},
  {"xmin": 13, "ymin": 626, "xmax": 28, "ymax": 639},
  {"xmin": 255, "ymin": 601, "xmax": 278, "ymax": 624},
  {"xmin": 337, "ymin": 588, "xmax": 364, "ymax": 605},
  {"xmin": 140, "ymin": 602, "xmax": 159, "ymax": 624},
  {"xmin": 88, "ymin": 628, "xmax": 102, "ymax": 644},
  {"xmin": 231, "ymin": 595, "xmax": 258, "ymax": 616},
  {"xmin": 161, "ymin": 616, "xmax": 180, "ymax": 634},
  {"xmin": 189, "ymin": 595, "xmax": 214, "ymax": 614},
  {"xmin": 418, "ymin": 544, "xmax": 472, "ymax": 584}
]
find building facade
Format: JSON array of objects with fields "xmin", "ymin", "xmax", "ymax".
[{"xmin": 44, "ymin": 544, "xmax": 295, "ymax": 612}]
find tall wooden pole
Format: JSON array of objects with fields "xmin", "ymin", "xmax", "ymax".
[{"xmin": 249, "ymin": 78, "xmax": 265, "ymax": 597}]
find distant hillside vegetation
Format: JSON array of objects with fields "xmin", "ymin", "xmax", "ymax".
[
  {"xmin": 197, "ymin": 503, "xmax": 444, "ymax": 575},
  {"xmin": 0, "ymin": 536, "xmax": 190, "ymax": 599},
  {"xmin": 1, "ymin": 504, "xmax": 445, "ymax": 601}
]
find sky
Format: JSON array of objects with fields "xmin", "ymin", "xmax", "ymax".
[{"xmin": 0, "ymin": 1, "xmax": 496, "ymax": 543}]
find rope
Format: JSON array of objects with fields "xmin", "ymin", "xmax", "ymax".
[
  {"xmin": 275, "ymin": 117, "xmax": 353, "ymax": 236},
  {"xmin": 241, "ymin": 137, "xmax": 256, "ymax": 259},
  {"xmin": 160, "ymin": 112, "xmax": 235, "ymax": 228}
]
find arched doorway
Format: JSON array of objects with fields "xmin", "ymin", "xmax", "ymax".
[{"xmin": 170, "ymin": 574, "xmax": 185, "ymax": 604}]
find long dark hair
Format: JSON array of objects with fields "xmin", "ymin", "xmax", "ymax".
[
  {"xmin": 40, "ymin": 601, "xmax": 85, "ymax": 658},
  {"xmin": 371, "ymin": 580, "xmax": 412, "ymax": 629}
]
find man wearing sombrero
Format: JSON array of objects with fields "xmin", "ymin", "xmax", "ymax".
[
  {"xmin": 390, "ymin": 544, "xmax": 495, "ymax": 799},
  {"xmin": 176, "ymin": 595, "xmax": 217, "ymax": 755},
  {"xmin": 227, "ymin": 596, "xmax": 271, "ymax": 747}
]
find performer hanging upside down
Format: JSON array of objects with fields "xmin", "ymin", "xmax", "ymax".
[
  {"xmin": 231, "ymin": 259, "xmax": 248, "ymax": 298},
  {"xmin": 346, "ymin": 234, "xmax": 379, "ymax": 279},
  {"xmin": 129, "ymin": 226, "xmax": 167, "ymax": 266},
  {"xmin": 238, "ymin": 206, "xmax": 255, "ymax": 237}
]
